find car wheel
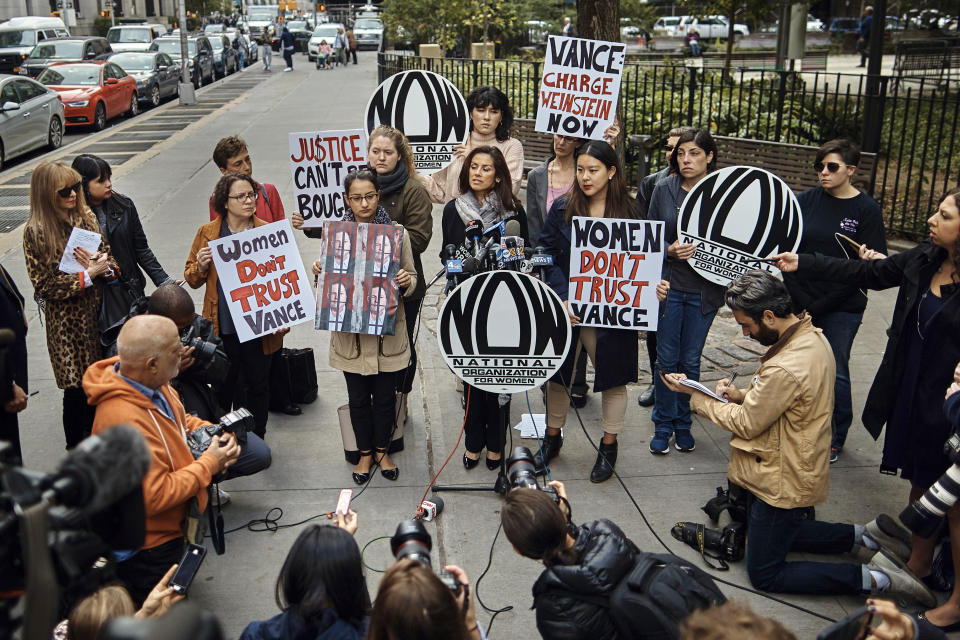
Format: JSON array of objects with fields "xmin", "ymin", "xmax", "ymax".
[
  {"xmin": 47, "ymin": 116, "xmax": 63, "ymax": 150},
  {"xmin": 128, "ymin": 92, "xmax": 139, "ymax": 117},
  {"xmin": 194, "ymin": 69, "xmax": 202, "ymax": 88},
  {"xmin": 93, "ymin": 102, "xmax": 106, "ymax": 131},
  {"xmin": 0, "ymin": 140, "xmax": 5, "ymax": 172},
  {"xmin": 150, "ymin": 84, "xmax": 161, "ymax": 107}
]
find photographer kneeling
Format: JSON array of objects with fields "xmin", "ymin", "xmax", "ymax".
[{"xmin": 659, "ymin": 271, "xmax": 934, "ymax": 606}]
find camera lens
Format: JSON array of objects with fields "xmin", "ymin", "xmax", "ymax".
[
  {"xmin": 190, "ymin": 337, "xmax": 218, "ymax": 363},
  {"xmin": 390, "ymin": 519, "xmax": 433, "ymax": 566},
  {"xmin": 506, "ymin": 446, "xmax": 538, "ymax": 491}
]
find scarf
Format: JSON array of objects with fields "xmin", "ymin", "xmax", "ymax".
[
  {"xmin": 343, "ymin": 204, "xmax": 392, "ymax": 225},
  {"xmin": 455, "ymin": 190, "xmax": 507, "ymax": 228},
  {"xmin": 376, "ymin": 162, "xmax": 409, "ymax": 198}
]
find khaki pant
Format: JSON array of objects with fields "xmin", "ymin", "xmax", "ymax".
[{"xmin": 546, "ymin": 327, "xmax": 627, "ymax": 435}]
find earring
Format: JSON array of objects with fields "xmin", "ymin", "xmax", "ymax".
[{"xmin": 608, "ymin": 176, "xmax": 612, "ymax": 181}]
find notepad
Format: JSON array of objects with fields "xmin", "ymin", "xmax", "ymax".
[{"xmin": 679, "ymin": 378, "xmax": 729, "ymax": 403}]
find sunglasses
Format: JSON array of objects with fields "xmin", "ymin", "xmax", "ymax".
[
  {"xmin": 57, "ymin": 182, "xmax": 81, "ymax": 198},
  {"xmin": 814, "ymin": 161, "xmax": 848, "ymax": 174}
]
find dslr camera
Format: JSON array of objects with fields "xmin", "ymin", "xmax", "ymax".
[
  {"xmin": 671, "ymin": 521, "xmax": 746, "ymax": 563},
  {"xmin": 899, "ymin": 432, "xmax": 960, "ymax": 538},
  {"xmin": 186, "ymin": 408, "xmax": 253, "ymax": 459},
  {"xmin": 505, "ymin": 446, "xmax": 559, "ymax": 502},
  {"xmin": 390, "ymin": 519, "xmax": 462, "ymax": 595},
  {"xmin": 180, "ymin": 325, "xmax": 229, "ymax": 382}
]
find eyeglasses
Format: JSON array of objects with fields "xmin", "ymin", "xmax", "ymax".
[
  {"xmin": 227, "ymin": 191, "xmax": 259, "ymax": 202},
  {"xmin": 814, "ymin": 161, "xmax": 848, "ymax": 174},
  {"xmin": 57, "ymin": 182, "xmax": 81, "ymax": 198},
  {"xmin": 347, "ymin": 192, "xmax": 379, "ymax": 204}
]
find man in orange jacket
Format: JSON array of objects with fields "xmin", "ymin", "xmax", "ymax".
[{"xmin": 83, "ymin": 315, "xmax": 240, "ymax": 605}]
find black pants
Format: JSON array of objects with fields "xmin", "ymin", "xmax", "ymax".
[
  {"xmin": 63, "ymin": 386, "xmax": 96, "ymax": 449},
  {"xmin": 269, "ymin": 350, "xmax": 294, "ymax": 411},
  {"xmin": 571, "ymin": 350, "xmax": 588, "ymax": 396},
  {"xmin": 116, "ymin": 537, "xmax": 185, "ymax": 606},
  {"xmin": 219, "ymin": 334, "xmax": 271, "ymax": 439},
  {"xmin": 344, "ymin": 371, "xmax": 397, "ymax": 451},
  {"xmin": 282, "ymin": 48, "xmax": 293, "ymax": 68},
  {"xmin": 646, "ymin": 331, "xmax": 658, "ymax": 375},
  {"xmin": 464, "ymin": 384, "xmax": 507, "ymax": 455},
  {"xmin": 396, "ymin": 296, "xmax": 420, "ymax": 394},
  {"xmin": 0, "ymin": 411, "xmax": 21, "ymax": 465},
  {"xmin": 349, "ymin": 47, "xmax": 357, "ymax": 63}
]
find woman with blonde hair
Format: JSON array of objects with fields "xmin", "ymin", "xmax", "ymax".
[{"xmin": 23, "ymin": 161, "xmax": 117, "ymax": 449}]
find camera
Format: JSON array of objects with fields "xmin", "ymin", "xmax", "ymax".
[
  {"xmin": 505, "ymin": 447, "xmax": 559, "ymax": 502},
  {"xmin": 180, "ymin": 325, "xmax": 229, "ymax": 381},
  {"xmin": 671, "ymin": 521, "xmax": 746, "ymax": 563},
  {"xmin": 899, "ymin": 436, "xmax": 960, "ymax": 538},
  {"xmin": 389, "ymin": 519, "xmax": 461, "ymax": 595},
  {"xmin": 186, "ymin": 408, "xmax": 253, "ymax": 459}
]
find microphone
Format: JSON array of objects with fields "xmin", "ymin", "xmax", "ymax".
[
  {"xmin": 465, "ymin": 220, "xmax": 483, "ymax": 258},
  {"xmin": 419, "ymin": 496, "xmax": 444, "ymax": 521},
  {"xmin": 530, "ymin": 246, "xmax": 554, "ymax": 280},
  {"xmin": 48, "ymin": 424, "xmax": 151, "ymax": 516},
  {"xmin": 503, "ymin": 219, "xmax": 522, "ymax": 239}
]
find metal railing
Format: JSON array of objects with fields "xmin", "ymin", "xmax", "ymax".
[{"xmin": 377, "ymin": 52, "xmax": 960, "ymax": 240}]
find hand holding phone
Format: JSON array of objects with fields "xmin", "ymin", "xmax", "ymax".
[
  {"xmin": 168, "ymin": 544, "xmax": 207, "ymax": 595},
  {"xmin": 816, "ymin": 606, "xmax": 873, "ymax": 640}
]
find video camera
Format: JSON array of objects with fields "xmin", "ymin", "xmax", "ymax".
[
  {"xmin": 504, "ymin": 446, "xmax": 559, "ymax": 502},
  {"xmin": 390, "ymin": 519, "xmax": 462, "ymax": 595},
  {"xmin": 186, "ymin": 408, "xmax": 253, "ymax": 459}
]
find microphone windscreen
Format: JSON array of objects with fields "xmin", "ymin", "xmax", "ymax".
[
  {"xmin": 431, "ymin": 496, "xmax": 444, "ymax": 516},
  {"xmin": 465, "ymin": 220, "xmax": 483, "ymax": 240},
  {"xmin": 0, "ymin": 328, "xmax": 16, "ymax": 347},
  {"xmin": 462, "ymin": 257, "xmax": 480, "ymax": 274},
  {"xmin": 504, "ymin": 219, "xmax": 522, "ymax": 239},
  {"xmin": 445, "ymin": 243, "xmax": 458, "ymax": 259}
]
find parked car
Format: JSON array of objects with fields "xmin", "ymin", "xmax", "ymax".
[
  {"xmin": 19, "ymin": 37, "xmax": 112, "ymax": 78},
  {"xmin": 653, "ymin": 16, "xmax": 683, "ymax": 36},
  {"xmin": 285, "ymin": 20, "xmax": 313, "ymax": 52},
  {"xmin": 208, "ymin": 34, "xmax": 238, "ymax": 77},
  {"xmin": 828, "ymin": 17, "xmax": 861, "ymax": 37},
  {"xmin": 38, "ymin": 61, "xmax": 138, "ymax": 130},
  {"xmin": 106, "ymin": 24, "xmax": 165, "ymax": 53},
  {"xmin": 807, "ymin": 14, "xmax": 825, "ymax": 31},
  {"xmin": 0, "ymin": 17, "xmax": 69, "ymax": 75},
  {"xmin": 0, "ymin": 73, "xmax": 63, "ymax": 169},
  {"xmin": 351, "ymin": 17, "xmax": 383, "ymax": 50},
  {"xmin": 149, "ymin": 35, "xmax": 214, "ymax": 88},
  {"xmin": 674, "ymin": 15, "xmax": 750, "ymax": 39},
  {"xmin": 108, "ymin": 51, "xmax": 179, "ymax": 108},
  {"xmin": 307, "ymin": 22, "xmax": 344, "ymax": 62},
  {"xmin": 204, "ymin": 23, "xmax": 226, "ymax": 35}
]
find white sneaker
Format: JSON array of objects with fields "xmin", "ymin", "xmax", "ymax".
[
  {"xmin": 284, "ymin": 67, "xmax": 292, "ymax": 72},
  {"xmin": 216, "ymin": 487, "xmax": 231, "ymax": 506}
]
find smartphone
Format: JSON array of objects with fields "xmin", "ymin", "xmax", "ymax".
[
  {"xmin": 816, "ymin": 606, "xmax": 873, "ymax": 640},
  {"xmin": 168, "ymin": 544, "xmax": 207, "ymax": 595},
  {"xmin": 336, "ymin": 489, "xmax": 353, "ymax": 516}
]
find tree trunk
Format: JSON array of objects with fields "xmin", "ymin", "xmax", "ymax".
[
  {"xmin": 724, "ymin": 5, "xmax": 736, "ymax": 79},
  {"xmin": 577, "ymin": 0, "xmax": 620, "ymax": 42}
]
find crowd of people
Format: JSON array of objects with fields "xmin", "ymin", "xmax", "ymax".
[{"xmin": 3, "ymin": 67, "xmax": 960, "ymax": 640}]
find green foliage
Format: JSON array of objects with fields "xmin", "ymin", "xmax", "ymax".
[
  {"xmin": 93, "ymin": 17, "xmax": 112, "ymax": 37},
  {"xmin": 381, "ymin": 0, "xmax": 530, "ymax": 54},
  {"xmin": 621, "ymin": 0, "xmax": 660, "ymax": 32}
]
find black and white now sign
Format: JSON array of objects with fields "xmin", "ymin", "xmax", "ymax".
[
  {"xmin": 438, "ymin": 271, "xmax": 572, "ymax": 394},
  {"xmin": 365, "ymin": 70, "xmax": 469, "ymax": 176},
  {"xmin": 678, "ymin": 166, "xmax": 803, "ymax": 286}
]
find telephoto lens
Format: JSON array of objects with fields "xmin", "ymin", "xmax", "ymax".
[
  {"xmin": 506, "ymin": 446, "xmax": 539, "ymax": 491},
  {"xmin": 390, "ymin": 519, "xmax": 433, "ymax": 566},
  {"xmin": 899, "ymin": 462, "xmax": 960, "ymax": 538}
]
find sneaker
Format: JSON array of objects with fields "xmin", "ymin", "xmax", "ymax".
[
  {"xmin": 216, "ymin": 487, "xmax": 231, "ymax": 506},
  {"xmin": 830, "ymin": 446, "xmax": 840, "ymax": 463},
  {"xmin": 283, "ymin": 67, "xmax": 292, "ymax": 72},
  {"xmin": 674, "ymin": 429, "xmax": 696, "ymax": 452},
  {"xmin": 650, "ymin": 430, "xmax": 671, "ymax": 454},
  {"xmin": 867, "ymin": 549, "xmax": 936, "ymax": 608},
  {"xmin": 865, "ymin": 514, "xmax": 913, "ymax": 563}
]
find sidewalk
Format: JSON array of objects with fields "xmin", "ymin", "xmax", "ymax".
[{"xmin": 2, "ymin": 52, "xmax": 930, "ymax": 639}]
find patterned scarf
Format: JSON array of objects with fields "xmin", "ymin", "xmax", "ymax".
[
  {"xmin": 343, "ymin": 204, "xmax": 392, "ymax": 225},
  {"xmin": 455, "ymin": 190, "xmax": 507, "ymax": 228}
]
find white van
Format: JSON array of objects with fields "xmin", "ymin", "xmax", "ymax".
[
  {"xmin": 107, "ymin": 24, "xmax": 166, "ymax": 52},
  {"xmin": 0, "ymin": 17, "xmax": 69, "ymax": 74}
]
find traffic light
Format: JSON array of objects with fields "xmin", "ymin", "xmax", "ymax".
[{"xmin": 113, "ymin": 0, "xmax": 123, "ymax": 16}]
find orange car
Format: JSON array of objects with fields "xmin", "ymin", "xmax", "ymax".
[{"xmin": 37, "ymin": 60, "xmax": 138, "ymax": 130}]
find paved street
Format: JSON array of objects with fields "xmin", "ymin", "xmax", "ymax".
[{"xmin": 2, "ymin": 51, "xmax": 941, "ymax": 639}]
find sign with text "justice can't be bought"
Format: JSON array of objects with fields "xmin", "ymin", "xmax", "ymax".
[{"xmin": 289, "ymin": 129, "xmax": 368, "ymax": 228}]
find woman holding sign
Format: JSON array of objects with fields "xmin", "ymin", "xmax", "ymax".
[
  {"xmin": 184, "ymin": 173, "xmax": 286, "ymax": 440},
  {"xmin": 646, "ymin": 128, "xmax": 724, "ymax": 456},
  {"xmin": 313, "ymin": 169, "xmax": 417, "ymax": 484},
  {"xmin": 23, "ymin": 161, "xmax": 118, "ymax": 449}
]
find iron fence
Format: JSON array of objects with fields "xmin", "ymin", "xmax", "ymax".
[{"xmin": 378, "ymin": 52, "xmax": 960, "ymax": 240}]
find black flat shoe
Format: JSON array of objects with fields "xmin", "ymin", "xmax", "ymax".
[
  {"xmin": 463, "ymin": 453, "xmax": 480, "ymax": 470},
  {"xmin": 637, "ymin": 384, "xmax": 655, "ymax": 407},
  {"xmin": 278, "ymin": 403, "xmax": 302, "ymax": 416},
  {"xmin": 486, "ymin": 456, "xmax": 502, "ymax": 470},
  {"xmin": 381, "ymin": 467, "xmax": 400, "ymax": 481},
  {"xmin": 352, "ymin": 471, "xmax": 370, "ymax": 485},
  {"xmin": 917, "ymin": 612, "xmax": 960, "ymax": 632}
]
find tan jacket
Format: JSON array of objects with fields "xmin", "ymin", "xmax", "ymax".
[
  {"xmin": 328, "ymin": 226, "xmax": 417, "ymax": 375},
  {"xmin": 689, "ymin": 316, "xmax": 835, "ymax": 509}
]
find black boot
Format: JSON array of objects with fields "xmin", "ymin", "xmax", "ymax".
[
  {"xmin": 590, "ymin": 441, "xmax": 618, "ymax": 483},
  {"xmin": 637, "ymin": 384, "xmax": 655, "ymax": 407},
  {"xmin": 534, "ymin": 432, "xmax": 563, "ymax": 468}
]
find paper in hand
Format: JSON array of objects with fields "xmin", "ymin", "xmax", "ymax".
[
  {"xmin": 59, "ymin": 227, "xmax": 102, "ymax": 274},
  {"xmin": 679, "ymin": 378, "xmax": 729, "ymax": 403}
]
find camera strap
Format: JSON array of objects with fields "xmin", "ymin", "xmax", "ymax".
[
  {"xmin": 688, "ymin": 523, "xmax": 730, "ymax": 572},
  {"xmin": 207, "ymin": 483, "xmax": 225, "ymax": 555}
]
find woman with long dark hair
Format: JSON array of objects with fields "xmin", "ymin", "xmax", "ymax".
[
  {"xmin": 646, "ymin": 128, "xmax": 723, "ymax": 455},
  {"xmin": 774, "ymin": 188, "xmax": 960, "ymax": 632},
  {"xmin": 440, "ymin": 146, "xmax": 528, "ymax": 470},
  {"xmin": 421, "ymin": 85, "xmax": 524, "ymax": 204}
]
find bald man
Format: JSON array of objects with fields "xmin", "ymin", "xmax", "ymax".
[{"xmin": 83, "ymin": 315, "xmax": 240, "ymax": 605}]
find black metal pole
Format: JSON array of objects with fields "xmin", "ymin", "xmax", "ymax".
[{"xmin": 861, "ymin": 0, "xmax": 888, "ymax": 154}]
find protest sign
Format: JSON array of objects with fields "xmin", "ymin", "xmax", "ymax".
[
  {"xmin": 535, "ymin": 35, "xmax": 626, "ymax": 140},
  {"xmin": 438, "ymin": 271, "xmax": 571, "ymax": 394},
  {"xmin": 365, "ymin": 70, "xmax": 469, "ymax": 175},
  {"xmin": 315, "ymin": 220, "xmax": 404, "ymax": 336},
  {"xmin": 289, "ymin": 129, "xmax": 368, "ymax": 228},
  {"xmin": 567, "ymin": 217, "xmax": 665, "ymax": 331},
  {"xmin": 677, "ymin": 166, "xmax": 803, "ymax": 286},
  {"xmin": 209, "ymin": 220, "xmax": 314, "ymax": 343}
]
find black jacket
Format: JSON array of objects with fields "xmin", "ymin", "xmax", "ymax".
[
  {"xmin": 532, "ymin": 519, "xmax": 639, "ymax": 640},
  {"xmin": 0, "ymin": 264, "xmax": 27, "ymax": 395},
  {"xmin": 539, "ymin": 198, "xmax": 639, "ymax": 393},
  {"xmin": 438, "ymin": 199, "xmax": 529, "ymax": 260},
  {"xmin": 797, "ymin": 242, "xmax": 960, "ymax": 446},
  {"xmin": 93, "ymin": 193, "xmax": 172, "ymax": 298}
]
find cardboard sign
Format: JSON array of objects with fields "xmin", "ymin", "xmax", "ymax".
[
  {"xmin": 315, "ymin": 220, "xmax": 404, "ymax": 336},
  {"xmin": 438, "ymin": 271, "xmax": 572, "ymax": 394},
  {"xmin": 365, "ymin": 70, "xmax": 469, "ymax": 175},
  {"xmin": 567, "ymin": 217, "xmax": 665, "ymax": 331},
  {"xmin": 535, "ymin": 36, "xmax": 626, "ymax": 140},
  {"xmin": 289, "ymin": 129, "xmax": 368, "ymax": 228},
  {"xmin": 209, "ymin": 220, "xmax": 314, "ymax": 343},
  {"xmin": 678, "ymin": 166, "xmax": 803, "ymax": 286}
]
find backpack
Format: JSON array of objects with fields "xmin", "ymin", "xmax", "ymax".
[{"xmin": 544, "ymin": 552, "xmax": 726, "ymax": 640}]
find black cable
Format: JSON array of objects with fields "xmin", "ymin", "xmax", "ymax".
[{"xmin": 473, "ymin": 521, "xmax": 513, "ymax": 637}]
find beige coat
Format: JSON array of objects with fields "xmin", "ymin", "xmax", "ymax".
[
  {"xmin": 689, "ymin": 316, "xmax": 835, "ymax": 509},
  {"xmin": 328, "ymin": 226, "xmax": 417, "ymax": 375}
]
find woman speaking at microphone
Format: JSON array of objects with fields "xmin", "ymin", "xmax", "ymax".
[
  {"xmin": 538, "ymin": 142, "xmax": 667, "ymax": 483},
  {"xmin": 440, "ymin": 146, "xmax": 528, "ymax": 470}
]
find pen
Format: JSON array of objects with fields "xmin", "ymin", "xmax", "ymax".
[{"xmin": 722, "ymin": 372, "xmax": 738, "ymax": 400}]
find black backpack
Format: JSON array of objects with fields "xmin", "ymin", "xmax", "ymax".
[{"xmin": 545, "ymin": 551, "xmax": 727, "ymax": 639}]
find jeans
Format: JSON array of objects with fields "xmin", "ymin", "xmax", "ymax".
[
  {"xmin": 261, "ymin": 44, "xmax": 271, "ymax": 69},
  {"xmin": 812, "ymin": 311, "xmax": 862, "ymax": 449},
  {"xmin": 282, "ymin": 47, "xmax": 293, "ymax": 68},
  {"xmin": 344, "ymin": 371, "xmax": 397, "ymax": 451},
  {"xmin": 689, "ymin": 41, "xmax": 701, "ymax": 56},
  {"xmin": 652, "ymin": 289, "xmax": 716, "ymax": 435},
  {"xmin": 747, "ymin": 497, "xmax": 862, "ymax": 595},
  {"xmin": 222, "ymin": 432, "xmax": 271, "ymax": 480}
]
